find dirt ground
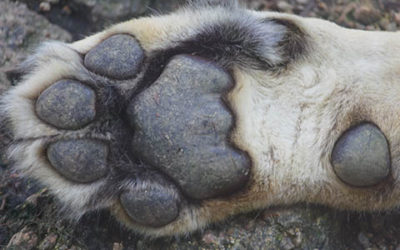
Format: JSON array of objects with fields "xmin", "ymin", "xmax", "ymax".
[{"xmin": 2, "ymin": 0, "xmax": 400, "ymax": 249}]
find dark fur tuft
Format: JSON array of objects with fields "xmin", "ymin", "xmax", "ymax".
[
  {"xmin": 269, "ymin": 18, "xmax": 308, "ymax": 64},
  {"xmin": 135, "ymin": 13, "xmax": 307, "ymax": 94},
  {"xmin": 180, "ymin": 18, "xmax": 283, "ymax": 70}
]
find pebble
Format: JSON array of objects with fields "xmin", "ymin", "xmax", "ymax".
[
  {"xmin": 7, "ymin": 227, "xmax": 38, "ymax": 250},
  {"xmin": 277, "ymin": 1, "xmax": 293, "ymax": 12},
  {"xmin": 38, "ymin": 233, "xmax": 58, "ymax": 250},
  {"xmin": 39, "ymin": 2, "xmax": 51, "ymax": 12},
  {"xmin": 358, "ymin": 232, "xmax": 370, "ymax": 248},
  {"xmin": 354, "ymin": 5, "xmax": 381, "ymax": 25}
]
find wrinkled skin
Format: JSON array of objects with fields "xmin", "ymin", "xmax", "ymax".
[{"xmin": 2, "ymin": 1, "xmax": 400, "ymax": 237}]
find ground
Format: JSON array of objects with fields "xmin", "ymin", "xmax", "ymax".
[{"xmin": 2, "ymin": 0, "xmax": 400, "ymax": 249}]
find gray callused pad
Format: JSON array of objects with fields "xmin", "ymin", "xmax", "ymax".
[
  {"xmin": 331, "ymin": 123, "xmax": 391, "ymax": 187},
  {"xmin": 128, "ymin": 55, "xmax": 250, "ymax": 200},
  {"xmin": 84, "ymin": 34, "xmax": 144, "ymax": 79},
  {"xmin": 36, "ymin": 80, "xmax": 96, "ymax": 130},
  {"xmin": 47, "ymin": 139, "xmax": 109, "ymax": 183},
  {"xmin": 120, "ymin": 185, "xmax": 179, "ymax": 228}
]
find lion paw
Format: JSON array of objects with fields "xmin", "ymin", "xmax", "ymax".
[{"xmin": 3, "ymin": 1, "xmax": 400, "ymax": 237}]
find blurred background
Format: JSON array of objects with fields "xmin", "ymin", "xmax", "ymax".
[{"xmin": 1, "ymin": 0, "xmax": 400, "ymax": 249}]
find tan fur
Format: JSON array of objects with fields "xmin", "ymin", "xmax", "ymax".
[{"xmin": 4, "ymin": 6, "xmax": 400, "ymax": 236}]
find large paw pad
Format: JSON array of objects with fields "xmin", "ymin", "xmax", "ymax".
[{"xmin": 128, "ymin": 55, "xmax": 250, "ymax": 199}]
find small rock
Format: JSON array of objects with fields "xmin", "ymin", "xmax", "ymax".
[
  {"xmin": 353, "ymin": 5, "xmax": 381, "ymax": 25},
  {"xmin": 379, "ymin": 18, "xmax": 397, "ymax": 31},
  {"xmin": 231, "ymin": 242, "xmax": 245, "ymax": 249},
  {"xmin": 277, "ymin": 1, "xmax": 293, "ymax": 12},
  {"xmin": 0, "ymin": 0, "xmax": 71, "ymax": 89},
  {"xmin": 38, "ymin": 233, "xmax": 58, "ymax": 250},
  {"xmin": 317, "ymin": 1, "xmax": 328, "ymax": 11},
  {"xmin": 57, "ymin": 245, "xmax": 69, "ymax": 250},
  {"xmin": 394, "ymin": 12, "xmax": 400, "ymax": 26},
  {"xmin": 358, "ymin": 232, "xmax": 370, "ymax": 249},
  {"xmin": 296, "ymin": 0, "xmax": 308, "ymax": 5},
  {"xmin": 113, "ymin": 242, "xmax": 123, "ymax": 250},
  {"xmin": 280, "ymin": 236, "xmax": 295, "ymax": 250},
  {"xmin": 202, "ymin": 232, "xmax": 220, "ymax": 245},
  {"xmin": 293, "ymin": 228, "xmax": 302, "ymax": 246},
  {"xmin": 386, "ymin": 22, "xmax": 397, "ymax": 31},
  {"xmin": 7, "ymin": 227, "xmax": 38, "ymax": 250},
  {"xmin": 25, "ymin": 189, "xmax": 47, "ymax": 206},
  {"xmin": 379, "ymin": 18, "xmax": 390, "ymax": 30},
  {"xmin": 39, "ymin": 2, "xmax": 51, "ymax": 12},
  {"xmin": 61, "ymin": 5, "xmax": 71, "ymax": 15}
]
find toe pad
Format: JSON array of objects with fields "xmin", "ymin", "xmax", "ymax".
[
  {"xmin": 36, "ymin": 80, "xmax": 96, "ymax": 130},
  {"xmin": 84, "ymin": 34, "xmax": 144, "ymax": 80},
  {"xmin": 120, "ymin": 184, "xmax": 179, "ymax": 228},
  {"xmin": 47, "ymin": 139, "xmax": 109, "ymax": 183}
]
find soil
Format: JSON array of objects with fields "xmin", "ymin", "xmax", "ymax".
[{"xmin": 2, "ymin": 0, "xmax": 400, "ymax": 249}]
